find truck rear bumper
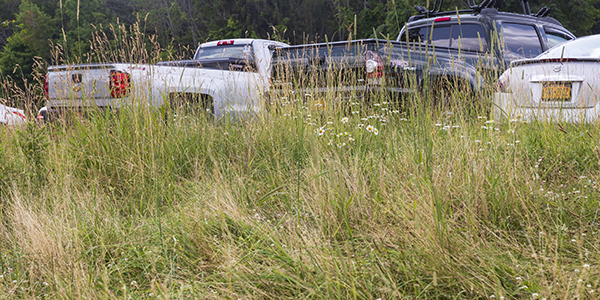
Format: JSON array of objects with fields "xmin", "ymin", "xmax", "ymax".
[{"xmin": 37, "ymin": 106, "xmax": 113, "ymax": 122}]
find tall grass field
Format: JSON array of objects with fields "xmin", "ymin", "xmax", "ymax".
[{"xmin": 1, "ymin": 25, "xmax": 599, "ymax": 299}]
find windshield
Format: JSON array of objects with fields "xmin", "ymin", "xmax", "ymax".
[
  {"xmin": 194, "ymin": 44, "xmax": 255, "ymax": 61},
  {"xmin": 539, "ymin": 35, "xmax": 600, "ymax": 59}
]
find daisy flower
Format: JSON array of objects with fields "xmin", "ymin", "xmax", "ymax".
[
  {"xmin": 366, "ymin": 125, "xmax": 374, "ymax": 132},
  {"xmin": 317, "ymin": 126, "xmax": 326, "ymax": 136},
  {"xmin": 341, "ymin": 117, "xmax": 349, "ymax": 123}
]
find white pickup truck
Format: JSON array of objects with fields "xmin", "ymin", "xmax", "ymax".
[{"xmin": 40, "ymin": 39, "xmax": 289, "ymax": 120}]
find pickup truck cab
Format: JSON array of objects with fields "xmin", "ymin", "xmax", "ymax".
[
  {"xmin": 397, "ymin": 0, "xmax": 575, "ymax": 78},
  {"xmin": 41, "ymin": 39, "xmax": 288, "ymax": 120}
]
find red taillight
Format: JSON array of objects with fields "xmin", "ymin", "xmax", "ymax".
[
  {"xmin": 110, "ymin": 70, "xmax": 130, "ymax": 98},
  {"xmin": 365, "ymin": 51, "xmax": 383, "ymax": 85},
  {"xmin": 217, "ymin": 40, "xmax": 234, "ymax": 46},
  {"xmin": 434, "ymin": 17, "xmax": 451, "ymax": 22},
  {"xmin": 44, "ymin": 74, "xmax": 49, "ymax": 99}
]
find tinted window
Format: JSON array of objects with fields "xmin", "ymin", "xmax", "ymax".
[
  {"xmin": 405, "ymin": 26, "xmax": 429, "ymax": 43},
  {"xmin": 451, "ymin": 24, "xmax": 487, "ymax": 52},
  {"xmin": 431, "ymin": 25, "xmax": 451, "ymax": 47},
  {"xmin": 544, "ymin": 28, "xmax": 573, "ymax": 49},
  {"xmin": 501, "ymin": 23, "xmax": 542, "ymax": 58}
]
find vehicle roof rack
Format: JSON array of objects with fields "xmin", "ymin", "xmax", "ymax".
[
  {"xmin": 412, "ymin": 0, "xmax": 551, "ymax": 19},
  {"xmin": 413, "ymin": 0, "xmax": 498, "ymax": 18}
]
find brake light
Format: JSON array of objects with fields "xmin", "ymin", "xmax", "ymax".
[
  {"xmin": 434, "ymin": 17, "xmax": 451, "ymax": 22},
  {"xmin": 365, "ymin": 51, "xmax": 383, "ymax": 85},
  {"xmin": 110, "ymin": 70, "xmax": 130, "ymax": 98},
  {"xmin": 217, "ymin": 40, "xmax": 234, "ymax": 46},
  {"xmin": 44, "ymin": 74, "xmax": 49, "ymax": 99}
]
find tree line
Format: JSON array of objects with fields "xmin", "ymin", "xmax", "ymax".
[{"xmin": 1, "ymin": 0, "xmax": 599, "ymax": 85}]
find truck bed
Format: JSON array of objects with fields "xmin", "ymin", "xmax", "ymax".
[{"xmin": 270, "ymin": 39, "xmax": 483, "ymax": 102}]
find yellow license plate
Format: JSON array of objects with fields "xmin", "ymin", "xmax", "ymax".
[{"xmin": 542, "ymin": 82, "xmax": 571, "ymax": 102}]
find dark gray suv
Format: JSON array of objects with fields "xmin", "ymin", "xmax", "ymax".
[{"xmin": 396, "ymin": 0, "xmax": 575, "ymax": 77}]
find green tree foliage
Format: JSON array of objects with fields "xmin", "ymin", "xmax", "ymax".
[
  {"xmin": 0, "ymin": 0, "xmax": 20, "ymax": 50},
  {"xmin": 0, "ymin": 32, "xmax": 35, "ymax": 80},
  {"xmin": 58, "ymin": 0, "xmax": 114, "ymax": 59},
  {"xmin": 0, "ymin": 0, "xmax": 54, "ymax": 86},
  {"xmin": 16, "ymin": 0, "xmax": 54, "ymax": 60},
  {"xmin": 209, "ymin": 17, "xmax": 259, "ymax": 40}
]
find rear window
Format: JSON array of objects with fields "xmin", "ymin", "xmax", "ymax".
[
  {"xmin": 501, "ymin": 23, "xmax": 542, "ymax": 58},
  {"xmin": 194, "ymin": 44, "xmax": 255, "ymax": 61},
  {"xmin": 274, "ymin": 43, "xmax": 373, "ymax": 60},
  {"xmin": 431, "ymin": 25, "xmax": 451, "ymax": 47},
  {"xmin": 451, "ymin": 24, "xmax": 487, "ymax": 52},
  {"xmin": 193, "ymin": 44, "xmax": 257, "ymax": 72},
  {"xmin": 416, "ymin": 23, "xmax": 488, "ymax": 51},
  {"xmin": 405, "ymin": 26, "xmax": 429, "ymax": 43}
]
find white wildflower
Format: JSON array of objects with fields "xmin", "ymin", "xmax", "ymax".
[{"xmin": 317, "ymin": 126, "xmax": 326, "ymax": 136}]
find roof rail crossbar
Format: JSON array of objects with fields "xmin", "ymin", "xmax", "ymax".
[
  {"xmin": 479, "ymin": 0, "xmax": 494, "ymax": 9},
  {"xmin": 435, "ymin": 0, "xmax": 444, "ymax": 12},
  {"xmin": 414, "ymin": 0, "xmax": 444, "ymax": 17},
  {"xmin": 465, "ymin": 0, "xmax": 496, "ymax": 10},
  {"xmin": 534, "ymin": 6, "xmax": 551, "ymax": 18},
  {"xmin": 416, "ymin": 0, "xmax": 498, "ymax": 16},
  {"xmin": 521, "ymin": 0, "xmax": 531, "ymax": 15},
  {"xmin": 412, "ymin": 0, "xmax": 553, "ymax": 20},
  {"xmin": 415, "ymin": 5, "xmax": 429, "ymax": 15}
]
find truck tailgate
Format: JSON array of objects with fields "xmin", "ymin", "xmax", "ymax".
[{"xmin": 47, "ymin": 63, "xmax": 125, "ymax": 107}]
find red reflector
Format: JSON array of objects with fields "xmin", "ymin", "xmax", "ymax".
[
  {"xmin": 434, "ymin": 17, "xmax": 451, "ymax": 22},
  {"xmin": 44, "ymin": 74, "xmax": 49, "ymax": 99},
  {"xmin": 217, "ymin": 40, "xmax": 234, "ymax": 46},
  {"xmin": 12, "ymin": 111, "xmax": 26, "ymax": 120},
  {"xmin": 110, "ymin": 71, "xmax": 130, "ymax": 98}
]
